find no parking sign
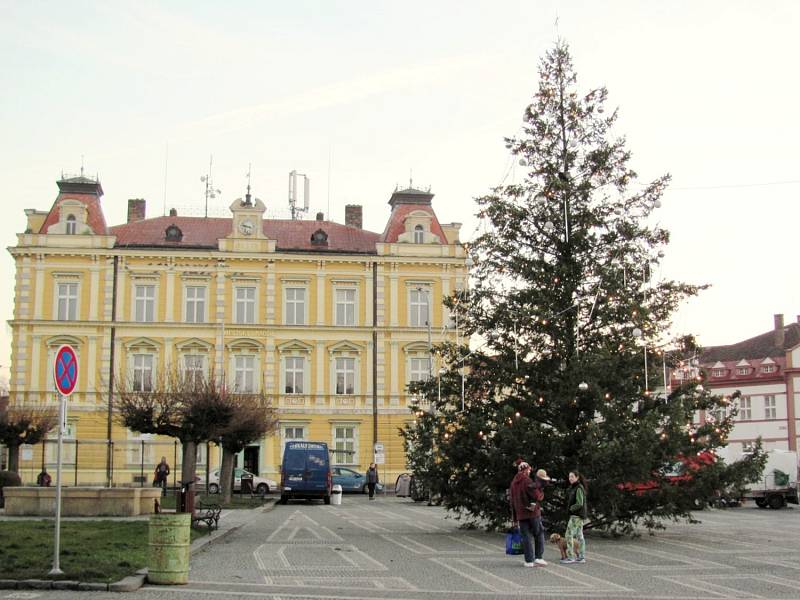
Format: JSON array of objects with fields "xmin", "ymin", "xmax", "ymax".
[{"xmin": 53, "ymin": 344, "xmax": 78, "ymax": 397}]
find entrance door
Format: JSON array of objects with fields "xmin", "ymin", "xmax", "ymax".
[{"xmin": 243, "ymin": 445, "xmax": 259, "ymax": 474}]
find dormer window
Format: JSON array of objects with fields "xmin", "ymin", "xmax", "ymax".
[
  {"xmin": 414, "ymin": 225, "xmax": 424, "ymax": 243},
  {"xmin": 736, "ymin": 367, "xmax": 750, "ymax": 375},
  {"xmin": 311, "ymin": 229, "xmax": 328, "ymax": 246},
  {"xmin": 762, "ymin": 365, "xmax": 776, "ymax": 374},
  {"xmin": 65, "ymin": 215, "xmax": 76, "ymax": 235},
  {"xmin": 165, "ymin": 224, "xmax": 183, "ymax": 242},
  {"xmin": 712, "ymin": 369, "xmax": 725, "ymax": 377}
]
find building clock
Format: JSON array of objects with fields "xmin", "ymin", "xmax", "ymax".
[{"xmin": 239, "ymin": 219, "xmax": 255, "ymax": 236}]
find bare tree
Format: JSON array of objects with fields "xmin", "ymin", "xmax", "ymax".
[
  {"xmin": 218, "ymin": 394, "xmax": 278, "ymax": 504},
  {"xmin": 0, "ymin": 407, "xmax": 57, "ymax": 473},
  {"xmin": 115, "ymin": 369, "xmax": 235, "ymax": 490}
]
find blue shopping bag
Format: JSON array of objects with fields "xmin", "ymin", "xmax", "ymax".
[{"xmin": 505, "ymin": 527, "xmax": 523, "ymax": 555}]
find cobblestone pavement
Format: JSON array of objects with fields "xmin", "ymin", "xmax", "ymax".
[{"xmin": 6, "ymin": 497, "xmax": 800, "ymax": 599}]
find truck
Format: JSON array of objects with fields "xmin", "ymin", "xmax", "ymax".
[{"xmin": 718, "ymin": 447, "xmax": 798, "ymax": 509}]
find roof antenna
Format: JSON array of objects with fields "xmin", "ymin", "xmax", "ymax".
[
  {"xmin": 409, "ymin": 169, "xmax": 413, "ymax": 189},
  {"xmin": 244, "ymin": 163, "xmax": 253, "ymax": 206},
  {"xmin": 200, "ymin": 155, "xmax": 221, "ymax": 218},
  {"xmin": 80, "ymin": 155, "xmax": 84, "ymax": 178},
  {"xmin": 288, "ymin": 170, "xmax": 310, "ymax": 220}
]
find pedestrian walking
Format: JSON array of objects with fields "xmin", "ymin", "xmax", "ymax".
[
  {"xmin": 366, "ymin": 463, "xmax": 379, "ymax": 500},
  {"xmin": 509, "ymin": 461, "xmax": 544, "ymax": 567},
  {"xmin": 154, "ymin": 456, "xmax": 170, "ymax": 497},
  {"xmin": 531, "ymin": 468, "xmax": 551, "ymax": 565},
  {"xmin": 561, "ymin": 470, "xmax": 588, "ymax": 564}
]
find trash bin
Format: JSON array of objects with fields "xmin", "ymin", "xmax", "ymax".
[
  {"xmin": 395, "ymin": 473, "xmax": 411, "ymax": 497},
  {"xmin": 148, "ymin": 512, "xmax": 191, "ymax": 585},
  {"xmin": 331, "ymin": 484, "xmax": 342, "ymax": 505},
  {"xmin": 179, "ymin": 480, "xmax": 195, "ymax": 514}
]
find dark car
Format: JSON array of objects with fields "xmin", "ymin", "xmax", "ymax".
[{"xmin": 332, "ymin": 466, "xmax": 384, "ymax": 493}]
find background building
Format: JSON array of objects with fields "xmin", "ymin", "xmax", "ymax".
[
  {"xmin": 683, "ymin": 314, "xmax": 800, "ymax": 454},
  {"xmin": 7, "ymin": 175, "xmax": 468, "ymax": 486}
]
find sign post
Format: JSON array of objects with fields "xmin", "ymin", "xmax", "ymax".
[
  {"xmin": 374, "ymin": 443, "xmax": 385, "ymax": 495},
  {"xmin": 50, "ymin": 345, "xmax": 78, "ymax": 577}
]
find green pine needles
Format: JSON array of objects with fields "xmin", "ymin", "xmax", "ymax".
[{"xmin": 401, "ymin": 41, "xmax": 766, "ymax": 534}]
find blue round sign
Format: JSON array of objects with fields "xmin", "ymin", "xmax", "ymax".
[{"xmin": 54, "ymin": 345, "xmax": 78, "ymax": 396}]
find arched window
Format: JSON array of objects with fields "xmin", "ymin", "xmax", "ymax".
[
  {"xmin": 65, "ymin": 215, "xmax": 77, "ymax": 235},
  {"xmin": 413, "ymin": 224, "xmax": 424, "ymax": 244}
]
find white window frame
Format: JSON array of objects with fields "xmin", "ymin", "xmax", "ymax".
[
  {"xmin": 332, "ymin": 424, "xmax": 358, "ymax": 466},
  {"xmin": 762, "ymin": 365, "xmax": 776, "ymax": 374},
  {"xmin": 126, "ymin": 430, "xmax": 155, "ymax": 466},
  {"xmin": 736, "ymin": 367, "xmax": 750, "ymax": 376},
  {"xmin": 414, "ymin": 224, "xmax": 424, "ymax": 243},
  {"xmin": 132, "ymin": 353, "xmax": 155, "ymax": 392},
  {"xmin": 134, "ymin": 284, "xmax": 156, "ymax": 322},
  {"xmin": 56, "ymin": 282, "xmax": 79, "ymax": 321},
  {"xmin": 334, "ymin": 357, "xmax": 356, "ymax": 395},
  {"xmin": 284, "ymin": 356, "xmax": 305, "ymax": 394},
  {"xmin": 65, "ymin": 214, "xmax": 77, "ymax": 235},
  {"xmin": 284, "ymin": 286, "xmax": 307, "ymax": 325},
  {"xmin": 235, "ymin": 286, "xmax": 256, "ymax": 324},
  {"xmin": 738, "ymin": 396, "xmax": 751, "ymax": 420},
  {"xmin": 764, "ymin": 395, "xmax": 777, "ymax": 419},
  {"xmin": 408, "ymin": 356, "xmax": 431, "ymax": 384},
  {"xmin": 280, "ymin": 423, "xmax": 308, "ymax": 460},
  {"xmin": 233, "ymin": 354, "xmax": 256, "ymax": 393},
  {"xmin": 183, "ymin": 354, "xmax": 207, "ymax": 384},
  {"xmin": 409, "ymin": 287, "xmax": 430, "ymax": 327},
  {"xmin": 334, "ymin": 287, "xmax": 357, "ymax": 326},
  {"xmin": 711, "ymin": 369, "xmax": 725, "ymax": 377},
  {"xmin": 184, "ymin": 285, "xmax": 206, "ymax": 323}
]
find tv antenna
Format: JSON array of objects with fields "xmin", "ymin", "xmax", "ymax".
[
  {"xmin": 200, "ymin": 155, "xmax": 221, "ymax": 218},
  {"xmin": 288, "ymin": 170, "xmax": 310, "ymax": 220}
]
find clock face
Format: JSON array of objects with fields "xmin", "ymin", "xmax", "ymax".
[{"xmin": 239, "ymin": 219, "xmax": 255, "ymax": 236}]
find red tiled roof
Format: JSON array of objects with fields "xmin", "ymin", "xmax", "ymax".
[
  {"xmin": 111, "ymin": 216, "xmax": 381, "ymax": 253},
  {"xmin": 380, "ymin": 203, "xmax": 447, "ymax": 243},
  {"xmin": 701, "ymin": 322, "xmax": 800, "ymax": 362},
  {"xmin": 40, "ymin": 177, "xmax": 108, "ymax": 235}
]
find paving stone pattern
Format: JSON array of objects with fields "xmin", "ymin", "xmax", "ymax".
[{"xmin": 6, "ymin": 498, "xmax": 799, "ymax": 599}]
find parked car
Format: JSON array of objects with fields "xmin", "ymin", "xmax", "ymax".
[
  {"xmin": 196, "ymin": 468, "xmax": 277, "ymax": 495},
  {"xmin": 332, "ymin": 466, "xmax": 384, "ymax": 493},
  {"xmin": 616, "ymin": 451, "xmax": 716, "ymax": 497}
]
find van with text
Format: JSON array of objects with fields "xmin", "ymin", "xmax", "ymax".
[{"xmin": 279, "ymin": 441, "xmax": 332, "ymax": 504}]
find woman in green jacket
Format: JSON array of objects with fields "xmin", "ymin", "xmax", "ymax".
[{"xmin": 561, "ymin": 470, "xmax": 588, "ymax": 564}]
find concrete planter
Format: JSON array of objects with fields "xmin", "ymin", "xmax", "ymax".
[{"xmin": 3, "ymin": 487, "xmax": 162, "ymax": 517}]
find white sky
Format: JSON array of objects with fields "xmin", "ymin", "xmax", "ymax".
[{"xmin": 1, "ymin": 1, "xmax": 798, "ymax": 382}]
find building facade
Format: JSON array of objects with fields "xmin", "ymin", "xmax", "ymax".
[
  {"xmin": 7, "ymin": 175, "xmax": 468, "ymax": 486},
  {"xmin": 675, "ymin": 314, "xmax": 800, "ymax": 454}
]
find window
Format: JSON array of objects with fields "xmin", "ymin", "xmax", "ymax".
[
  {"xmin": 333, "ymin": 425, "xmax": 357, "ymax": 465},
  {"xmin": 132, "ymin": 354, "xmax": 154, "ymax": 392},
  {"xmin": 65, "ymin": 215, "xmax": 76, "ymax": 235},
  {"xmin": 126, "ymin": 430, "xmax": 154, "ymax": 466},
  {"xmin": 335, "ymin": 288, "xmax": 356, "ymax": 326},
  {"xmin": 184, "ymin": 354, "xmax": 206, "ymax": 384},
  {"xmin": 284, "ymin": 357, "xmax": 305, "ymax": 394},
  {"xmin": 764, "ymin": 395, "xmax": 776, "ymax": 419},
  {"xmin": 234, "ymin": 355, "xmax": 255, "ymax": 393},
  {"xmin": 235, "ymin": 287, "xmax": 256, "ymax": 324},
  {"xmin": 736, "ymin": 367, "xmax": 750, "ymax": 376},
  {"xmin": 709, "ymin": 406, "xmax": 726, "ymax": 423},
  {"xmin": 742, "ymin": 441, "xmax": 756, "ymax": 453},
  {"xmin": 284, "ymin": 426, "xmax": 305, "ymax": 441},
  {"xmin": 409, "ymin": 288, "xmax": 430, "ymax": 327},
  {"xmin": 738, "ymin": 396, "xmax": 751, "ymax": 420},
  {"xmin": 47, "ymin": 422, "xmax": 76, "ymax": 464},
  {"xmin": 762, "ymin": 365, "xmax": 776, "ymax": 374},
  {"xmin": 711, "ymin": 369, "xmax": 725, "ymax": 377},
  {"xmin": 409, "ymin": 357, "xmax": 431, "ymax": 383},
  {"xmin": 134, "ymin": 285, "xmax": 155, "ymax": 322},
  {"xmin": 335, "ymin": 357, "xmax": 355, "ymax": 394},
  {"xmin": 285, "ymin": 287, "xmax": 306, "ymax": 325},
  {"xmin": 414, "ymin": 224, "xmax": 424, "ymax": 244},
  {"xmin": 57, "ymin": 282, "xmax": 78, "ymax": 321},
  {"xmin": 185, "ymin": 286, "xmax": 206, "ymax": 323}
]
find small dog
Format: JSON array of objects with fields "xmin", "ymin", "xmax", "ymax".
[{"xmin": 549, "ymin": 533, "xmax": 579, "ymax": 560}]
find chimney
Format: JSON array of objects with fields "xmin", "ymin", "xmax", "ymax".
[
  {"xmin": 774, "ymin": 313, "xmax": 785, "ymax": 348},
  {"xmin": 169, "ymin": 207, "xmax": 177, "ymax": 217},
  {"xmin": 127, "ymin": 199, "xmax": 146, "ymax": 223},
  {"xmin": 345, "ymin": 204, "xmax": 362, "ymax": 229},
  {"xmin": 316, "ymin": 212, "xmax": 324, "ymax": 221}
]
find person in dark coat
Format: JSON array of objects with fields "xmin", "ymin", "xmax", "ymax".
[
  {"xmin": 509, "ymin": 462, "xmax": 544, "ymax": 567},
  {"xmin": 561, "ymin": 470, "xmax": 588, "ymax": 564},
  {"xmin": 154, "ymin": 456, "xmax": 170, "ymax": 497},
  {"xmin": 366, "ymin": 463, "xmax": 379, "ymax": 500}
]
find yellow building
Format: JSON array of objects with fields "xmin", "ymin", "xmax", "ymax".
[{"xmin": 8, "ymin": 175, "xmax": 467, "ymax": 487}]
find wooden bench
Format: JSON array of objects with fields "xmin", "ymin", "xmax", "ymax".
[{"xmin": 191, "ymin": 501, "xmax": 222, "ymax": 530}]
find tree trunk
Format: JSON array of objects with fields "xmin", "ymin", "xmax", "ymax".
[
  {"xmin": 220, "ymin": 448, "xmax": 236, "ymax": 505},
  {"xmin": 7, "ymin": 445, "xmax": 20, "ymax": 473},
  {"xmin": 180, "ymin": 441, "xmax": 196, "ymax": 488}
]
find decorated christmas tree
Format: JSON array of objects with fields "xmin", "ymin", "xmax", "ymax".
[{"xmin": 402, "ymin": 41, "xmax": 765, "ymax": 533}]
